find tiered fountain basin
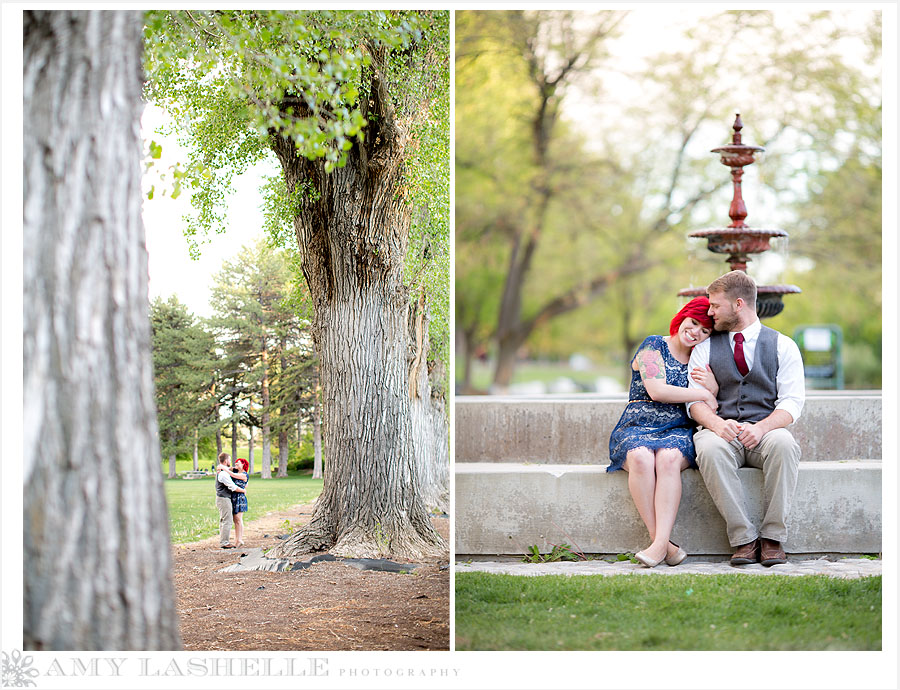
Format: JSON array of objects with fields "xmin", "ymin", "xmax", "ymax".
[
  {"xmin": 678, "ymin": 283, "xmax": 801, "ymax": 319},
  {"xmin": 679, "ymin": 224, "xmax": 801, "ymax": 318},
  {"xmin": 688, "ymin": 226, "xmax": 788, "ymax": 259}
]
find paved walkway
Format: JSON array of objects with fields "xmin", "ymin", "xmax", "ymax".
[{"xmin": 456, "ymin": 557, "xmax": 882, "ymax": 579}]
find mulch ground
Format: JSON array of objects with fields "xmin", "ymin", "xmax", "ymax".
[{"xmin": 171, "ymin": 503, "xmax": 449, "ymax": 651}]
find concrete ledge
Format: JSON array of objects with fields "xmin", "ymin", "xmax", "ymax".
[
  {"xmin": 454, "ymin": 392, "xmax": 882, "ymax": 464},
  {"xmin": 454, "ymin": 461, "xmax": 882, "ymax": 556}
]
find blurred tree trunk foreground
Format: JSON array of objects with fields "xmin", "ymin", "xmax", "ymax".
[{"xmin": 23, "ymin": 11, "xmax": 181, "ymax": 649}]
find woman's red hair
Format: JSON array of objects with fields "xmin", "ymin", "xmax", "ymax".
[
  {"xmin": 669, "ymin": 297, "xmax": 713, "ymax": 335},
  {"xmin": 236, "ymin": 458, "xmax": 249, "ymax": 471}
]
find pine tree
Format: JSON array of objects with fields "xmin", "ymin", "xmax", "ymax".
[{"xmin": 150, "ymin": 297, "xmax": 218, "ymax": 478}]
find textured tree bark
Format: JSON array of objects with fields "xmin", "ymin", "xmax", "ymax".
[
  {"xmin": 268, "ymin": 63, "xmax": 445, "ymax": 560},
  {"xmin": 23, "ymin": 10, "xmax": 181, "ymax": 650}
]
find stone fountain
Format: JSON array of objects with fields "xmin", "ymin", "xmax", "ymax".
[{"xmin": 679, "ymin": 114, "xmax": 800, "ymax": 317}]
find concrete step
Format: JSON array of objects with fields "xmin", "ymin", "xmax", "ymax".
[
  {"xmin": 455, "ymin": 391, "xmax": 881, "ymax": 464},
  {"xmin": 454, "ymin": 461, "xmax": 881, "ymax": 556}
]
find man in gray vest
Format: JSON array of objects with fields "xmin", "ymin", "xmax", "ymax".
[
  {"xmin": 686, "ymin": 271, "xmax": 805, "ymax": 566},
  {"xmin": 214, "ymin": 452, "xmax": 246, "ymax": 549}
]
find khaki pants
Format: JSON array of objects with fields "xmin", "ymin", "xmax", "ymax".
[
  {"xmin": 694, "ymin": 427, "xmax": 800, "ymax": 547},
  {"xmin": 216, "ymin": 496, "xmax": 233, "ymax": 545}
]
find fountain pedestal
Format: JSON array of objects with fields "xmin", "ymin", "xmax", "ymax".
[{"xmin": 679, "ymin": 114, "xmax": 800, "ymax": 316}]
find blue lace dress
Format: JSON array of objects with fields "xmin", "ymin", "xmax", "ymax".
[
  {"xmin": 231, "ymin": 474, "xmax": 248, "ymax": 514},
  {"xmin": 607, "ymin": 335, "xmax": 698, "ymax": 472}
]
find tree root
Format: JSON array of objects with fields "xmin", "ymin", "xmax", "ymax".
[
  {"xmin": 266, "ymin": 521, "xmax": 335, "ymax": 560},
  {"xmin": 268, "ymin": 518, "xmax": 446, "ymax": 562}
]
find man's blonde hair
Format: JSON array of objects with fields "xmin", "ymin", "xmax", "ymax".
[{"xmin": 707, "ymin": 270, "xmax": 757, "ymax": 308}]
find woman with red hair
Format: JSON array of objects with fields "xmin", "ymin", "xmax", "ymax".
[
  {"xmin": 608, "ymin": 297, "xmax": 719, "ymax": 567},
  {"xmin": 222, "ymin": 458, "xmax": 250, "ymax": 546}
]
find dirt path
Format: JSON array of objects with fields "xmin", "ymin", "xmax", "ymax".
[{"xmin": 172, "ymin": 503, "xmax": 449, "ymax": 651}]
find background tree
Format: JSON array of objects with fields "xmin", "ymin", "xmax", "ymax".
[
  {"xmin": 209, "ymin": 238, "xmax": 295, "ymax": 478},
  {"xmin": 269, "ymin": 267, "xmax": 317, "ymax": 478},
  {"xmin": 145, "ymin": 10, "xmax": 450, "ymax": 559},
  {"xmin": 457, "ymin": 10, "xmax": 648, "ymax": 389},
  {"xmin": 24, "ymin": 10, "xmax": 181, "ymax": 649},
  {"xmin": 150, "ymin": 296, "xmax": 218, "ymax": 478}
]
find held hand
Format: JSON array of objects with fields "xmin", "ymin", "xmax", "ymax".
[
  {"xmin": 714, "ymin": 419, "xmax": 743, "ymax": 443},
  {"xmin": 691, "ymin": 364, "xmax": 719, "ymax": 397},
  {"xmin": 701, "ymin": 389, "xmax": 719, "ymax": 413},
  {"xmin": 737, "ymin": 422, "xmax": 765, "ymax": 449}
]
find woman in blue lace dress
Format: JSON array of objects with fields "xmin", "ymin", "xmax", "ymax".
[
  {"xmin": 224, "ymin": 458, "xmax": 249, "ymax": 546},
  {"xmin": 608, "ymin": 297, "xmax": 719, "ymax": 567}
]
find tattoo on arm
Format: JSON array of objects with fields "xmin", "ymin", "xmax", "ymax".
[{"xmin": 637, "ymin": 349, "xmax": 665, "ymax": 381}]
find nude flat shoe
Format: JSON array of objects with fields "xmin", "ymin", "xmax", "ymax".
[
  {"xmin": 665, "ymin": 542, "xmax": 687, "ymax": 566},
  {"xmin": 634, "ymin": 548, "xmax": 666, "ymax": 567}
]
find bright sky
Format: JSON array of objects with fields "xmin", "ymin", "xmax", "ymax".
[{"xmin": 141, "ymin": 105, "xmax": 281, "ymax": 318}]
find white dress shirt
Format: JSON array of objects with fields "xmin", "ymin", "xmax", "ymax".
[
  {"xmin": 687, "ymin": 318, "xmax": 805, "ymax": 423},
  {"xmin": 217, "ymin": 469, "xmax": 240, "ymax": 492}
]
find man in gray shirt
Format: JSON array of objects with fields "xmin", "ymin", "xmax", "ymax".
[
  {"xmin": 687, "ymin": 271, "xmax": 805, "ymax": 567},
  {"xmin": 214, "ymin": 452, "xmax": 246, "ymax": 549}
]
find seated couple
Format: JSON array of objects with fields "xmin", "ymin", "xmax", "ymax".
[{"xmin": 608, "ymin": 270, "xmax": 805, "ymax": 567}]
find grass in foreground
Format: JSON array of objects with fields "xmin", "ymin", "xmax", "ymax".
[
  {"xmin": 455, "ymin": 572, "xmax": 882, "ymax": 650},
  {"xmin": 165, "ymin": 472, "xmax": 323, "ymax": 544}
]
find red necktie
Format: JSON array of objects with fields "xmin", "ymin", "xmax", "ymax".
[{"xmin": 733, "ymin": 332, "xmax": 749, "ymax": 376}]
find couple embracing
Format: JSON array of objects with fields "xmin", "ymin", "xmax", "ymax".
[
  {"xmin": 214, "ymin": 452, "xmax": 250, "ymax": 549},
  {"xmin": 608, "ymin": 270, "xmax": 805, "ymax": 567}
]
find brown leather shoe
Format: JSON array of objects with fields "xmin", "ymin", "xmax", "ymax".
[
  {"xmin": 760, "ymin": 538, "xmax": 787, "ymax": 566},
  {"xmin": 730, "ymin": 538, "xmax": 759, "ymax": 566}
]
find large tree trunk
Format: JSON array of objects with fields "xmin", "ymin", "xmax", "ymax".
[
  {"xmin": 409, "ymin": 292, "xmax": 449, "ymax": 514},
  {"xmin": 268, "ymin": 65, "xmax": 444, "ymax": 560},
  {"xmin": 23, "ymin": 10, "xmax": 181, "ymax": 650},
  {"xmin": 192, "ymin": 428, "xmax": 199, "ymax": 471},
  {"xmin": 493, "ymin": 337, "xmax": 522, "ymax": 390}
]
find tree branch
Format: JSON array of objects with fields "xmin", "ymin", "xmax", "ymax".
[{"xmin": 519, "ymin": 254, "xmax": 654, "ymax": 339}]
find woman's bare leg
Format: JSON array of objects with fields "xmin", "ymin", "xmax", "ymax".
[
  {"xmin": 623, "ymin": 447, "xmax": 658, "ymax": 546},
  {"xmin": 235, "ymin": 513, "xmax": 244, "ymax": 545},
  {"xmin": 644, "ymin": 448, "xmax": 690, "ymax": 562}
]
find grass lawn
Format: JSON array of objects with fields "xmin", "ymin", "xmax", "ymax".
[
  {"xmin": 164, "ymin": 472, "xmax": 323, "ymax": 544},
  {"xmin": 455, "ymin": 572, "xmax": 882, "ymax": 650},
  {"xmin": 160, "ymin": 448, "xmax": 275, "ymax": 476}
]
